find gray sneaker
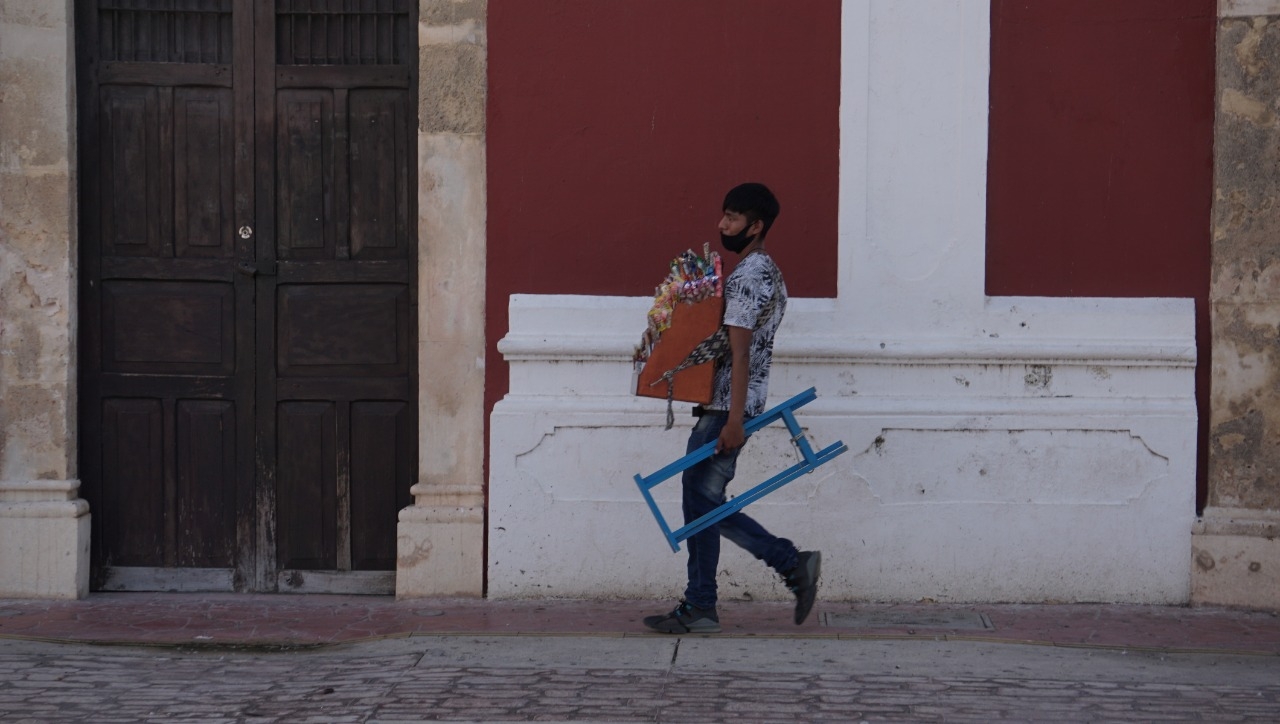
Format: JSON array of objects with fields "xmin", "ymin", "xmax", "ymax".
[
  {"xmin": 784, "ymin": 551, "xmax": 821, "ymax": 625},
  {"xmin": 643, "ymin": 601, "xmax": 721, "ymax": 634}
]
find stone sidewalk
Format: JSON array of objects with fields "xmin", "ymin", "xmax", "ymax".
[
  {"xmin": 2, "ymin": 632, "xmax": 1279, "ymax": 722},
  {"xmin": 1, "ymin": 593, "xmax": 1279, "ymax": 653},
  {"xmin": 1, "ymin": 594, "xmax": 1278, "ymax": 722}
]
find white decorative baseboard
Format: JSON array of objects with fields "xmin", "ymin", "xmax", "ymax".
[{"xmin": 490, "ymin": 294, "xmax": 1197, "ymax": 604}]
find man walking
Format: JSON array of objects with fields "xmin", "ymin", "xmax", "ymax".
[{"xmin": 644, "ymin": 183, "xmax": 821, "ymax": 634}]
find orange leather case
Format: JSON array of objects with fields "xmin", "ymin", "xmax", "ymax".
[{"xmin": 634, "ymin": 296, "xmax": 724, "ymax": 404}]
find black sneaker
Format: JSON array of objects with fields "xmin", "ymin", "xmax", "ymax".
[
  {"xmin": 643, "ymin": 601, "xmax": 721, "ymax": 634},
  {"xmin": 784, "ymin": 551, "xmax": 821, "ymax": 625}
]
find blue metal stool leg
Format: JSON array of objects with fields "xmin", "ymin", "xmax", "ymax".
[{"xmin": 633, "ymin": 387, "xmax": 848, "ymax": 552}]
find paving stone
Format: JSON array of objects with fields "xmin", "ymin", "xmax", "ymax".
[{"xmin": 3, "ymin": 633, "xmax": 1280, "ymax": 722}]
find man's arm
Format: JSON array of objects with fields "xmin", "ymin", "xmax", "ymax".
[{"xmin": 716, "ymin": 325, "xmax": 753, "ymax": 454}]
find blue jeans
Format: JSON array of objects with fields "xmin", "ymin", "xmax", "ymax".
[{"xmin": 682, "ymin": 412, "xmax": 799, "ymax": 610}]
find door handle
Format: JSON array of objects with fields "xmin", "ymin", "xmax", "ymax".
[{"xmin": 235, "ymin": 260, "xmax": 278, "ymax": 277}]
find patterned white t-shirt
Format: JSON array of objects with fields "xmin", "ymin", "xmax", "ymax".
[{"xmin": 708, "ymin": 252, "xmax": 787, "ymax": 418}]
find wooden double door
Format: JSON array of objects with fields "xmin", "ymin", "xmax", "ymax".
[{"xmin": 76, "ymin": 0, "xmax": 417, "ymax": 593}]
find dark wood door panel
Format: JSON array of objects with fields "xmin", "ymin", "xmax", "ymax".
[
  {"xmin": 101, "ymin": 280, "xmax": 236, "ymax": 375},
  {"xmin": 275, "ymin": 401, "xmax": 338, "ymax": 570},
  {"xmin": 275, "ymin": 398, "xmax": 413, "ymax": 574},
  {"xmin": 276, "ymin": 283, "xmax": 409, "ymax": 377},
  {"xmin": 276, "ymin": 90, "xmax": 336, "ymax": 259},
  {"xmin": 97, "ymin": 82, "xmax": 237, "ymax": 258},
  {"xmin": 97, "ymin": 396, "xmax": 242, "ymax": 572},
  {"xmin": 174, "ymin": 87, "xmax": 236, "ymax": 258},
  {"xmin": 349, "ymin": 90, "xmax": 409, "ymax": 259},
  {"xmin": 274, "ymin": 94, "xmax": 411, "ymax": 265},
  {"xmin": 99, "ymin": 85, "xmax": 168, "ymax": 257},
  {"xmin": 99, "ymin": 398, "xmax": 165, "ymax": 567},
  {"xmin": 349, "ymin": 400, "xmax": 413, "ymax": 570},
  {"xmin": 175, "ymin": 399, "xmax": 238, "ymax": 567}
]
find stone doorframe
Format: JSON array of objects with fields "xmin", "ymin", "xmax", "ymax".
[
  {"xmin": 1193, "ymin": 0, "xmax": 1280, "ymax": 609},
  {"xmin": 395, "ymin": 0, "xmax": 489, "ymax": 598},
  {"xmin": 0, "ymin": 0, "xmax": 489, "ymax": 598},
  {"xmin": 0, "ymin": 0, "xmax": 87, "ymax": 599}
]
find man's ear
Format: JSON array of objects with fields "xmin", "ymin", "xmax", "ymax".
[{"xmin": 749, "ymin": 219, "xmax": 764, "ymax": 237}]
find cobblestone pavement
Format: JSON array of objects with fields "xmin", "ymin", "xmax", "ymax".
[{"xmin": 2, "ymin": 635, "xmax": 1278, "ymax": 722}]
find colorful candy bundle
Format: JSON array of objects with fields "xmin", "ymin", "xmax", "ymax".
[{"xmin": 634, "ymin": 244, "xmax": 723, "ymax": 367}]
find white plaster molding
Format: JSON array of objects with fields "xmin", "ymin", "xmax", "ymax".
[{"xmin": 498, "ymin": 294, "xmax": 1196, "ymax": 374}]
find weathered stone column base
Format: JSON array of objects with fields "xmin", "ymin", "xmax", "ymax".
[
  {"xmin": 396, "ymin": 485, "xmax": 485, "ymax": 598},
  {"xmin": 1192, "ymin": 508, "xmax": 1280, "ymax": 611},
  {"xmin": 0, "ymin": 480, "xmax": 90, "ymax": 599}
]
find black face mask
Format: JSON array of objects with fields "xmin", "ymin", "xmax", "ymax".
[{"xmin": 720, "ymin": 223, "xmax": 756, "ymax": 254}]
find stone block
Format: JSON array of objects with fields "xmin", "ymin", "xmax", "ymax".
[
  {"xmin": 0, "ymin": 263, "xmax": 74, "ymax": 388},
  {"xmin": 418, "ymin": 133, "xmax": 486, "ymax": 343},
  {"xmin": 397, "ymin": 487, "xmax": 485, "ymax": 597},
  {"xmin": 1210, "ymin": 13, "xmax": 1280, "ymax": 514},
  {"xmin": 0, "ymin": 479, "xmax": 90, "ymax": 599},
  {"xmin": 419, "ymin": 43, "xmax": 486, "ymax": 134},
  {"xmin": 0, "ymin": 171, "xmax": 74, "ymax": 263},
  {"xmin": 0, "ymin": 1, "xmax": 67, "ymax": 28},
  {"xmin": 1211, "ymin": 17, "xmax": 1280, "ymax": 303},
  {"xmin": 0, "ymin": 384, "xmax": 73, "ymax": 483},
  {"xmin": 419, "ymin": 340, "xmax": 484, "ymax": 482},
  {"xmin": 420, "ymin": 0, "xmax": 485, "ymax": 28},
  {"xmin": 1192, "ymin": 509, "xmax": 1280, "ymax": 610},
  {"xmin": 0, "ymin": 57, "xmax": 70, "ymax": 170}
]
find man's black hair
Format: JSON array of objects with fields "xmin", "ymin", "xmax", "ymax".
[{"xmin": 723, "ymin": 182, "xmax": 780, "ymax": 239}]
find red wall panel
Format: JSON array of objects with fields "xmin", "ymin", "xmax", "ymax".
[
  {"xmin": 987, "ymin": 0, "xmax": 1216, "ymax": 507},
  {"xmin": 487, "ymin": 1, "xmax": 841, "ymax": 417}
]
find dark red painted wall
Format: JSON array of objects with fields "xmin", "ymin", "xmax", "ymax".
[
  {"xmin": 986, "ymin": 0, "xmax": 1216, "ymax": 507},
  {"xmin": 487, "ymin": 1, "xmax": 841, "ymax": 418},
  {"xmin": 488, "ymin": 1, "xmax": 1215, "ymax": 505}
]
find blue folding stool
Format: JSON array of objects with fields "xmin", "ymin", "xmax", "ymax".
[{"xmin": 634, "ymin": 387, "xmax": 848, "ymax": 552}]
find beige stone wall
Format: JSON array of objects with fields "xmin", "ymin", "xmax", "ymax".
[
  {"xmin": 0, "ymin": 0, "xmax": 77, "ymax": 483},
  {"xmin": 1209, "ymin": 11, "xmax": 1280, "ymax": 512},
  {"xmin": 397, "ymin": 0, "xmax": 488, "ymax": 597},
  {"xmin": 1197, "ymin": 1, "xmax": 1280, "ymax": 610},
  {"xmin": 0, "ymin": 0, "xmax": 89, "ymax": 599}
]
